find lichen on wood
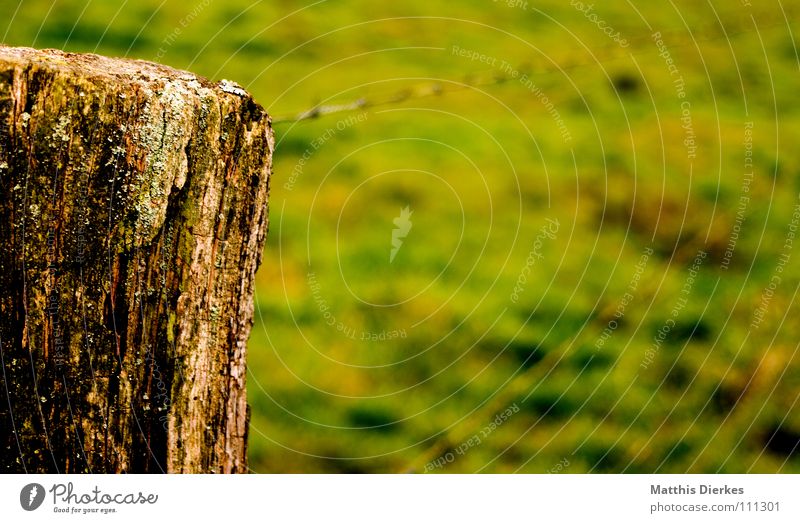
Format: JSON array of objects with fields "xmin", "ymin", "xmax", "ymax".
[{"xmin": 0, "ymin": 46, "xmax": 273, "ymax": 473}]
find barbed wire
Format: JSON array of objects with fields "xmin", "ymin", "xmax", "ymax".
[{"xmin": 271, "ymin": 11, "xmax": 798, "ymax": 124}]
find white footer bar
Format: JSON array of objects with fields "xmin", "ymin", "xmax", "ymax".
[{"xmin": 2, "ymin": 474, "xmax": 797, "ymax": 522}]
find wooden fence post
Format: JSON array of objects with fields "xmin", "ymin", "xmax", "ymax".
[{"xmin": 0, "ymin": 46, "xmax": 273, "ymax": 472}]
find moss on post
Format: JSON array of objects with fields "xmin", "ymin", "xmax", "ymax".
[{"xmin": 0, "ymin": 46, "xmax": 273, "ymax": 472}]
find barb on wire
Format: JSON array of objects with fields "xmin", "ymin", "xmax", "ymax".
[
  {"xmin": 272, "ymin": 84, "xmax": 450, "ymax": 124},
  {"xmin": 270, "ymin": 63, "xmax": 544, "ymax": 124},
  {"xmin": 283, "ymin": 98, "xmax": 369, "ymax": 123}
]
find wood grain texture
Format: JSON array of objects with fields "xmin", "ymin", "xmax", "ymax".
[{"xmin": 0, "ymin": 46, "xmax": 273, "ymax": 472}]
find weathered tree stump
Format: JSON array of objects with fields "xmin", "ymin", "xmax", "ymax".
[{"xmin": 0, "ymin": 46, "xmax": 273, "ymax": 472}]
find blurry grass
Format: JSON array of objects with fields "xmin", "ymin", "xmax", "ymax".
[{"xmin": 5, "ymin": 0, "xmax": 800, "ymax": 473}]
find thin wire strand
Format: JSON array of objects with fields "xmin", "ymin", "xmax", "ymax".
[{"xmin": 271, "ymin": 13, "xmax": 797, "ymax": 124}]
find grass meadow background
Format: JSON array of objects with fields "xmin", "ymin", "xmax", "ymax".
[{"xmin": 4, "ymin": 0, "xmax": 800, "ymax": 472}]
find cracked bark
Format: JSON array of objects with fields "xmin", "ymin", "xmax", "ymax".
[{"xmin": 0, "ymin": 46, "xmax": 273, "ymax": 473}]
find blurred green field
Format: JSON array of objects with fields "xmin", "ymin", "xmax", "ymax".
[{"xmin": 6, "ymin": 0, "xmax": 800, "ymax": 472}]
